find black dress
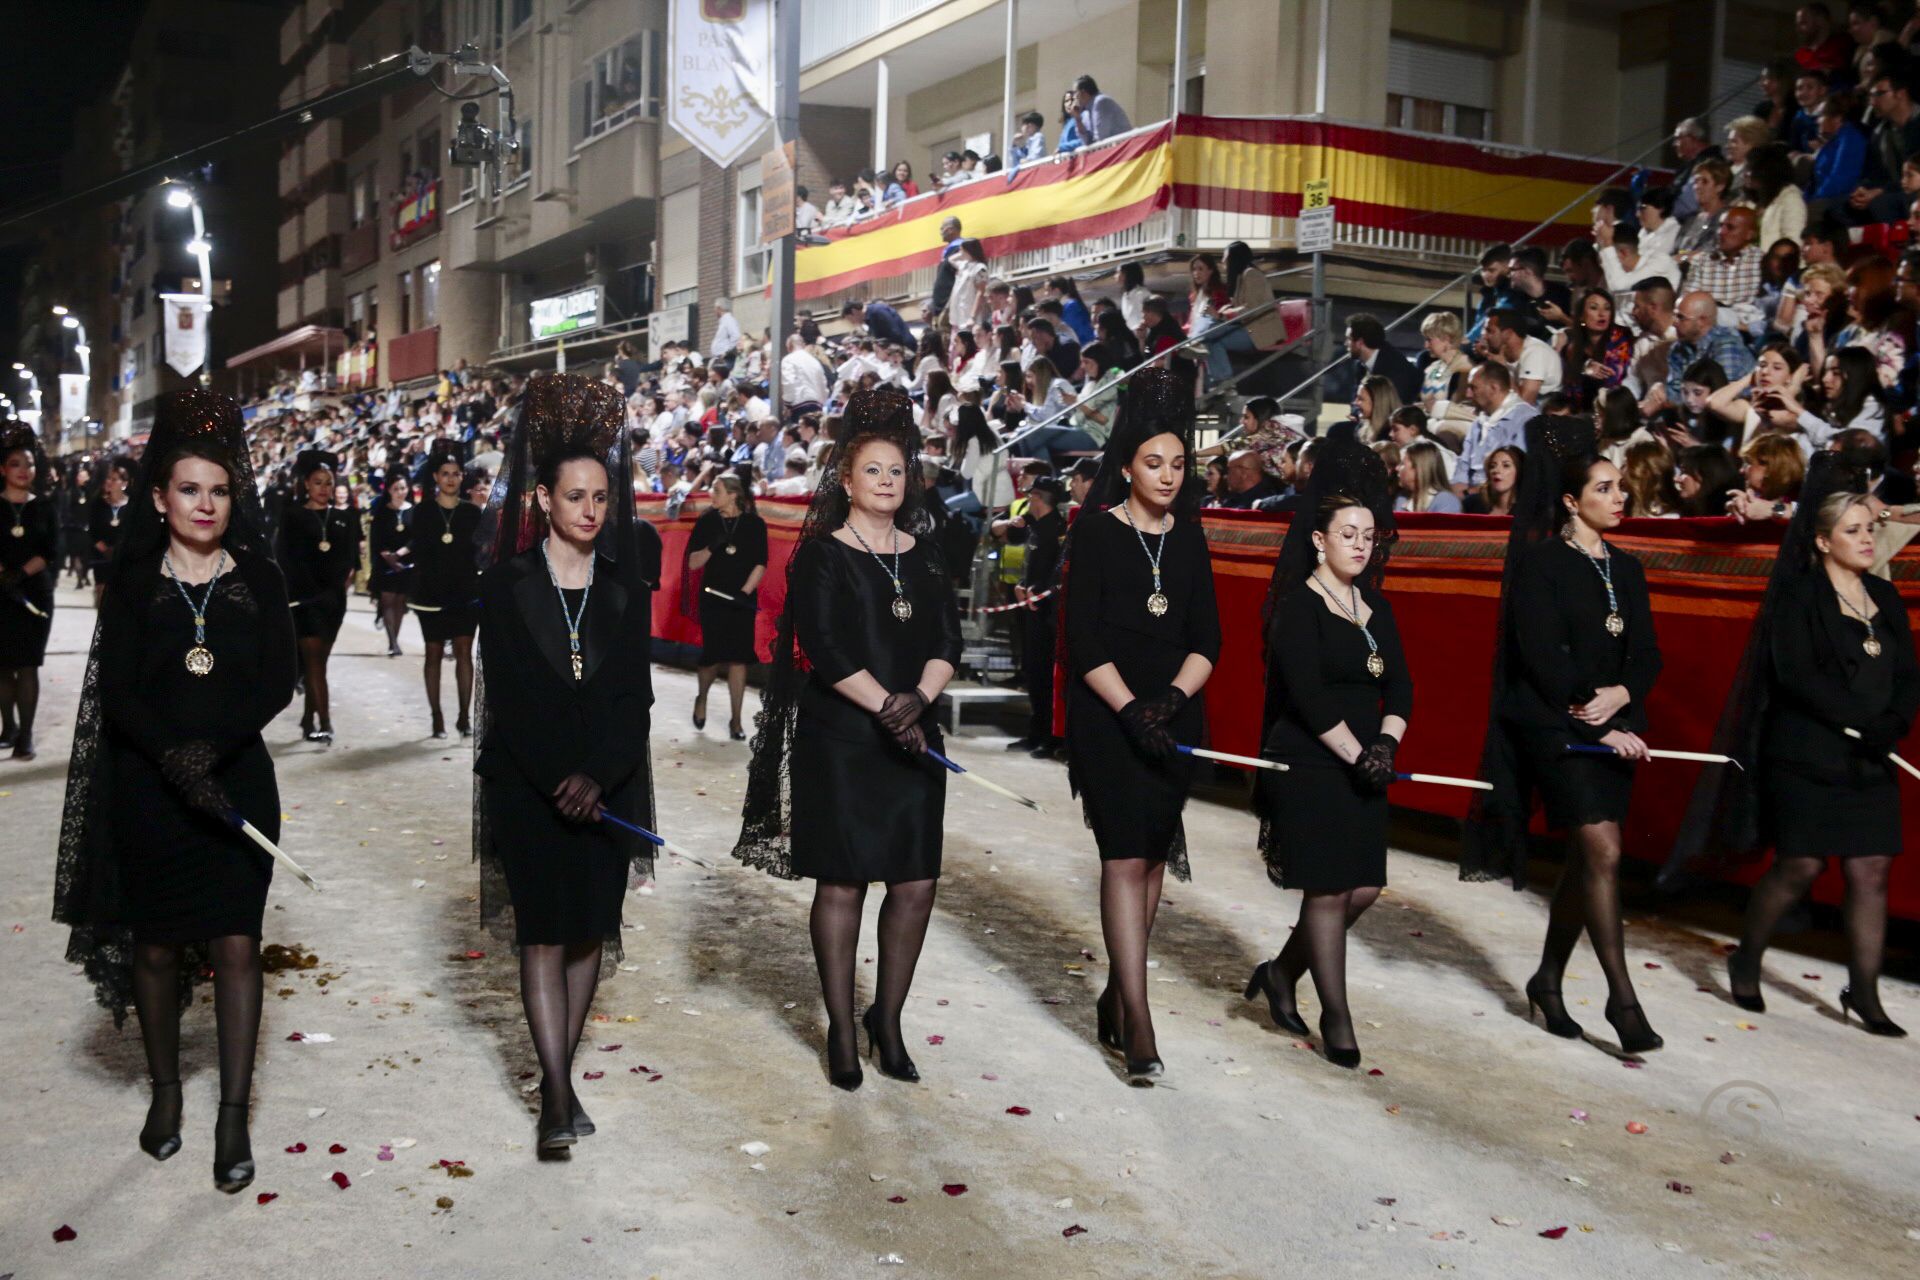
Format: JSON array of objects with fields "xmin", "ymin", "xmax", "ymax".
[
  {"xmin": 409, "ymin": 500, "xmax": 482, "ymax": 642},
  {"xmin": 0, "ymin": 493, "xmax": 56, "ymax": 666},
  {"xmin": 1022, "ymin": 508, "xmax": 1066, "ymax": 744},
  {"xmin": 1260, "ymin": 585, "xmax": 1414, "ymax": 891},
  {"xmin": 277, "ymin": 505, "xmax": 360, "ymax": 643},
  {"xmin": 368, "ymin": 502, "xmax": 415, "ymax": 595},
  {"xmin": 101, "ymin": 552, "xmax": 297, "ymax": 942},
  {"xmin": 689, "ymin": 508, "xmax": 768, "ymax": 665},
  {"xmin": 475, "ymin": 549, "xmax": 655, "ymax": 945},
  {"xmin": 1501, "ymin": 537, "xmax": 1662, "ymax": 828},
  {"xmin": 87, "ymin": 498, "xmax": 129, "ymax": 588},
  {"xmin": 789, "ymin": 535, "xmax": 962, "ymax": 883},
  {"xmin": 1761, "ymin": 572, "xmax": 1920, "ymax": 858},
  {"xmin": 1064, "ymin": 511, "xmax": 1221, "ymax": 875}
]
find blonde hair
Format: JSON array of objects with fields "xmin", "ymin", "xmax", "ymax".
[
  {"xmin": 1800, "ymin": 262, "xmax": 1846, "ymax": 294},
  {"xmin": 1725, "ymin": 115, "xmax": 1772, "ymax": 152},
  {"xmin": 1359, "ymin": 375, "xmax": 1402, "ymax": 441},
  {"xmin": 1740, "ymin": 432, "xmax": 1805, "ymax": 500},
  {"xmin": 1420, "ymin": 311, "xmax": 1463, "ymax": 344},
  {"xmin": 1621, "ymin": 439, "xmax": 1679, "ymax": 517},
  {"xmin": 1403, "ymin": 439, "xmax": 1451, "ymax": 511}
]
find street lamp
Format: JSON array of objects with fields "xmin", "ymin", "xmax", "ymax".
[
  {"xmin": 51, "ymin": 306, "xmax": 90, "ymax": 448},
  {"xmin": 166, "ymin": 182, "xmax": 214, "ymax": 387}
]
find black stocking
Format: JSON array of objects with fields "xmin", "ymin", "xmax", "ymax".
[
  {"xmin": 1296, "ymin": 890, "xmax": 1378, "ymax": 1053},
  {"xmin": 132, "ymin": 942, "xmax": 183, "ymax": 1147},
  {"xmin": 452, "ymin": 638, "xmax": 474, "ymax": 727},
  {"xmin": 0, "ymin": 666, "xmax": 16, "ymax": 737},
  {"xmin": 1271, "ymin": 886, "xmax": 1377, "ymax": 1023},
  {"xmin": 1099, "ymin": 858, "xmax": 1158, "ymax": 1062},
  {"xmin": 726, "ymin": 664, "xmax": 749, "ymax": 730},
  {"xmin": 519, "ymin": 944, "xmax": 575, "ymax": 1130},
  {"xmin": 561, "ymin": 941, "xmax": 601, "ymax": 1124},
  {"xmin": 423, "ymin": 646, "xmax": 444, "ymax": 730},
  {"xmin": 1843, "ymin": 856, "xmax": 1895, "ymax": 1018},
  {"xmin": 208, "ymin": 934, "xmax": 262, "ymax": 1169},
  {"xmin": 1736, "ymin": 855, "xmax": 1825, "ymax": 983},
  {"xmin": 810, "ymin": 880, "xmax": 868, "ymax": 1078},
  {"xmin": 299, "ymin": 638, "xmax": 331, "ymax": 729},
  {"xmin": 871, "ymin": 879, "xmax": 936, "ymax": 1068},
  {"xmin": 10, "ymin": 667, "xmax": 37, "ymax": 744},
  {"xmin": 379, "ymin": 592, "xmax": 406, "ymax": 650}
]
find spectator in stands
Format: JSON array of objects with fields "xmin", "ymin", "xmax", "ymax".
[
  {"xmin": 1828, "ymin": 255, "xmax": 1911, "ymax": 388},
  {"xmin": 1505, "ymin": 245, "xmax": 1573, "ymax": 334},
  {"xmin": 1809, "ymin": 94, "xmax": 1870, "ymax": 203},
  {"xmin": 1387, "ymin": 404, "xmax": 1461, "ymax": 474},
  {"xmin": 1482, "ymin": 444, "xmax": 1522, "ymax": 516},
  {"xmin": 891, "ymin": 160, "xmax": 920, "ymax": 198},
  {"xmin": 1746, "ymin": 143, "xmax": 1809, "ymax": 247},
  {"xmin": 1055, "ymin": 89, "xmax": 1084, "ymax": 156},
  {"xmin": 1596, "ymin": 220, "xmax": 1681, "ymax": 319},
  {"xmin": 1778, "ymin": 259, "xmax": 1846, "ymax": 358},
  {"xmin": 709, "ymin": 297, "xmax": 743, "ymax": 371},
  {"xmin": 1482, "ymin": 307, "xmax": 1562, "ymax": 403},
  {"xmin": 1345, "ymin": 312, "xmax": 1422, "ymax": 406},
  {"xmin": 1627, "ymin": 279, "xmax": 1679, "ymax": 389},
  {"xmin": 1560, "ymin": 237, "xmax": 1608, "ymax": 296},
  {"xmin": 1045, "ymin": 276, "xmax": 1096, "ymax": 344},
  {"xmin": 1755, "ymin": 59, "xmax": 1799, "ymax": 135},
  {"xmin": 1452, "ymin": 362, "xmax": 1539, "ymax": 500},
  {"xmin": 1559, "ymin": 288, "xmax": 1636, "ymax": 410},
  {"xmin": 841, "ymin": 297, "xmax": 915, "ymax": 349},
  {"xmin": 1352, "ymin": 374, "xmax": 1402, "ymax": 443},
  {"xmin": 821, "ymin": 179, "xmax": 858, "ymax": 225},
  {"xmin": 1690, "ymin": 206, "xmax": 1767, "ymax": 321},
  {"xmin": 1095, "ymin": 308, "xmax": 1142, "ymax": 366},
  {"xmin": 1795, "ymin": 3, "xmax": 1855, "ymax": 77},
  {"xmin": 1706, "ymin": 340, "xmax": 1810, "ymax": 449},
  {"xmin": 1395, "ymin": 439, "xmax": 1463, "ymax": 513},
  {"xmin": 1185, "ymin": 252, "xmax": 1232, "ymax": 370},
  {"xmin": 779, "ymin": 333, "xmax": 829, "ymax": 414},
  {"xmin": 1621, "ymin": 439, "xmax": 1683, "ymax": 517},
  {"xmin": 1851, "ymin": 66, "xmax": 1920, "ymax": 223},
  {"xmin": 1669, "ymin": 117, "xmax": 1722, "ymax": 222},
  {"xmin": 1419, "ymin": 311, "xmax": 1475, "ymax": 436},
  {"xmin": 1218, "ymin": 449, "xmax": 1282, "ymax": 508},
  {"xmin": 1072, "ymin": 74, "xmax": 1132, "ymax": 143},
  {"xmin": 1117, "ymin": 261, "xmax": 1154, "ymax": 337},
  {"xmin": 1674, "ymin": 443, "xmax": 1742, "ymax": 516},
  {"xmin": 945, "ymin": 240, "xmax": 991, "ymax": 333},
  {"xmin": 1025, "ymin": 316, "xmax": 1079, "ymax": 380},
  {"xmin": 1789, "ymin": 66, "xmax": 1832, "ymax": 157},
  {"xmin": 793, "ymin": 185, "xmax": 819, "ymax": 234},
  {"xmin": 1141, "ymin": 296, "xmax": 1185, "ymax": 357},
  {"xmin": 1847, "ymin": 1, "xmax": 1898, "ymax": 84},
  {"xmin": 929, "ymin": 217, "xmax": 982, "ymax": 328},
  {"xmin": 1724, "ymin": 115, "xmax": 1773, "ymax": 191},
  {"xmin": 1664, "ymin": 289, "xmax": 1756, "ymax": 402},
  {"xmin": 1635, "ymin": 186, "xmax": 1681, "ymax": 260},
  {"xmin": 1009, "ymin": 110, "xmax": 1048, "ymax": 174},
  {"xmin": 1676, "ymin": 158, "xmax": 1734, "ymax": 258},
  {"xmin": 1467, "ymin": 242, "xmax": 1514, "ymax": 341},
  {"xmin": 1736, "ymin": 433, "xmax": 1808, "ymax": 518},
  {"xmin": 1800, "ymin": 344, "xmax": 1889, "ymax": 444},
  {"xmin": 1196, "ymin": 241, "xmax": 1286, "ymax": 393}
]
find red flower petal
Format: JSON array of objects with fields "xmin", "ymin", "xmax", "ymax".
[
  {"xmin": 1408, "ymin": 930, "xmax": 1424, "ymax": 937},
  {"xmin": 285, "ymin": 1032, "xmax": 305, "ymax": 1041},
  {"xmin": 581, "ymin": 1071, "xmax": 605, "ymax": 1080},
  {"xmin": 52, "ymin": 1224, "xmax": 77, "ymax": 1242},
  {"xmin": 926, "ymin": 1035, "xmax": 945, "ymax": 1045},
  {"xmin": 437, "ymin": 1159, "xmax": 466, "ymax": 1168},
  {"xmin": 330, "ymin": 1171, "xmax": 351, "ymax": 1189},
  {"xmin": 1366, "ymin": 1068, "xmax": 1384, "ymax": 1076},
  {"xmin": 1005, "ymin": 1106, "xmax": 1031, "ymax": 1116},
  {"xmin": 256, "ymin": 1192, "xmax": 279, "ymax": 1205},
  {"xmin": 1539, "ymin": 1226, "xmax": 1569, "ymax": 1239},
  {"xmin": 285, "ymin": 1142, "xmax": 308, "ymax": 1153},
  {"xmin": 1062, "ymin": 1224, "xmax": 1087, "ymax": 1238},
  {"xmin": 941, "ymin": 1183, "xmax": 967, "ymax": 1196},
  {"xmin": 464, "ymin": 950, "xmax": 485, "ymax": 959},
  {"xmin": 1667, "ymin": 1181, "xmax": 1693, "ymax": 1194},
  {"xmin": 887, "ymin": 1195, "xmax": 907, "ymax": 1204},
  {"xmin": 1644, "ymin": 962, "xmax": 1663, "ymax": 970},
  {"xmin": 599, "ymin": 1044, "xmax": 622, "ymax": 1052},
  {"xmin": 648, "ymin": 1074, "xmax": 663, "ymax": 1082},
  {"xmin": 328, "ymin": 1143, "xmax": 346, "ymax": 1154}
]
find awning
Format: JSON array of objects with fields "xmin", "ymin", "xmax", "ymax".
[{"xmin": 225, "ymin": 325, "xmax": 350, "ymax": 371}]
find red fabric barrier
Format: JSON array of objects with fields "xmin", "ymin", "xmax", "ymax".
[{"xmin": 643, "ymin": 496, "xmax": 1920, "ymax": 920}]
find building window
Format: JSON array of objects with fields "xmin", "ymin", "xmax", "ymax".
[
  {"xmin": 418, "ymin": 260, "xmax": 441, "ymax": 327},
  {"xmin": 351, "ymin": 168, "xmax": 378, "ymax": 226},
  {"xmin": 735, "ymin": 163, "xmax": 770, "ymax": 293},
  {"xmin": 500, "ymin": 115, "xmax": 533, "ymax": 192},
  {"xmin": 399, "ymin": 268, "xmax": 413, "ymax": 333},
  {"xmin": 573, "ymin": 31, "xmax": 664, "ymax": 146},
  {"xmin": 1386, "ymin": 37, "xmax": 1495, "ymax": 141},
  {"xmin": 508, "ymin": 0, "xmax": 532, "ymax": 32},
  {"xmin": 417, "ymin": 128, "xmax": 441, "ymax": 181}
]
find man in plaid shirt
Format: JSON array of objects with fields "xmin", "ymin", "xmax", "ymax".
[
  {"xmin": 1684, "ymin": 206, "xmax": 1764, "ymax": 323},
  {"xmin": 1664, "ymin": 289, "xmax": 1756, "ymax": 400}
]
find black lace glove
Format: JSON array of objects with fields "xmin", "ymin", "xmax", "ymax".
[
  {"xmin": 160, "ymin": 742, "xmax": 232, "ymax": 819},
  {"xmin": 892, "ymin": 720, "xmax": 928, "ymax": 755},
  {"xmin": 877, "ymin": 689, "xmax": 928, "ymax": 735},
  {"xmin": 1118, "ymin": 686, "xmax": 1188, "ymax": 763},
  {"xmin": 1853, "ymin": 711, "xmax": 1907, "ymax": 755},
  {"xmin": 1352, "ymin": 732, "xmax": 1400, "ymax": 794},
  {"xmin": 552, "ymin": 772, "xmax": 604, "ymax": 822}
]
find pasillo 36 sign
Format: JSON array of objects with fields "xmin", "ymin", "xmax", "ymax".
[{"xmin": 529, "ymin": 286, "xmax": 603, "ymax": 339}]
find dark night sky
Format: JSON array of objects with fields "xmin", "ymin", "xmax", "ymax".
[{"xmin": 0, "ymin": 0, "xmax": 150, "ymax": 368}]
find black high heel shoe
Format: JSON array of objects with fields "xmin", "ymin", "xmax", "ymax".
[
  {"xmin": 1726, "ymin": 948, "xmax": 1766, "ymax": 1014},
  {"xmin": 534, "ymin": 1082, "xmax": 580, "ymax": 1153},
  {"xmin": 1604, "ymin": 1000, "xmax": 1664, "ymax": 1054},
  {"xmin": 456, "ymin": 715, "xmax": 472, "ymax": 739},
  {"xmin": 1095, "ymin": 990, "xmax": 1125, "ymax": 1057},
  {"xmin": 430, "ymin": 711, "xmax": 448, "ymax": 740},
  {"xmin": 728, "ymin": 721, "xmax": 746, "ymax": 741},
  {"xmin": 862, "ymin": 1007, "xmax": 920, "ymax": 1083},
  {"xmin": 1840, "ymin": 987, "xmax": 1909, "ymax": 1037},
  {"xmin": 1124, "ymin": 1055, "xmax": 1165, "ymax": 1084},
  {"xmin": 1318, "ymin": 1017, "xmax": 1362, "ymax": 1070},
  {"xmin": 692, "ymin": 693, "xmax": 707, "ymax": 731},
  {"xmin": 1525, "ymin": 974, "xmax": 1585, "ymax": 1039},
  {"xmin": 826, "ymin": 1020, "xmax": 864, "ymax": 1091},
  {"xmin": 139, "ymin": 1081, "xmax": 182, "ymax": 1161},
  {"xmin": 1244, "ymin": 961, "xmax": 1310, "ymax": 1036},
  {"xmin": 212, "ymin": 1101, "xmax": 255, "ymax": 1193}
]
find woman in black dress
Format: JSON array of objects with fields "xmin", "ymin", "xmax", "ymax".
[
  {"xmin": 52, "ymin": 389, "xmax": 297, "ymax": 1193},
  {"xmin": 1675, "ymin": 454, "xmax": 1919, "ymax": 1036},
  {"xmin": 474, "ymin": 374, "xmax": 656, "ymax": 1155},
  {"xmin": 277, "ymin": 451, "xmax": 359, "ymax": 743},
  {"xmin": 0, "ymin": 429, "xmax": 56, "ymax": 760},
  {"xmin": 59, "ymin": 464, "xmax": 91, "ymax": 588},
  {"xmin": 1464, "ymin": 417, "xmax": 1665, "ymax": 1054},
  {"xmin": 88, "ymin": 455, "xmax": 134, "ymax": 608},
  {"xmin": 735, "ymin": 387, "xmax": 962, "ymax": 1091},
  {"xmin": 684, "ymin": 472, "xmax": 767, "ymax": 739},
  {"xmin": 411, "ymin": 448, "xmax": 481, "ymax": 738},
  {"xmin": 1062, "ymin": 368, "xmax": 1220, "ymax": 1082},
  {"xmin": 1247, "ymin": 436, "xmax": 1411, "ymax": 1068},
  {"xmin": 368, "ymin": 470, "xmax": 414, "ymax": 657}
]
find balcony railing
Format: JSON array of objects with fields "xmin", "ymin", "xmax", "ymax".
[
  {"xmin": 800, "ymin": 0, "xmax": 948, "ymax": 67},
  {"xmin": 388, "ymin": 326, "xmax": 440, "ymax": 384},
  {"xmin": 795, "ymin": 114, "xmax": 1655, "ymax": 315}
]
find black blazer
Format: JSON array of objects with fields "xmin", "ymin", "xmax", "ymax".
[
  {"xmin": 1765, "ymin": 571, "xmax": 1920, "ymax": 767},
  {"xmin": 475, "ymin": 549, "xmax": 654, "ymax": 815},
  {"xmin": 1502, "ymin": 537, "xmax": 1662, "ymax": 742},
  {"xmin": 1367, "ymin": 343, "xmax": 1422, "ymax": 407}
]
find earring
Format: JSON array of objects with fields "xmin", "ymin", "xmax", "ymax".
[
  {"xmin": 1316, "ymin": 550, "xmax": 1326, "ymax": 565},
  {"xmin": 1122, "ymin": 473, "xmax": 1131, "ymax": 484}
]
